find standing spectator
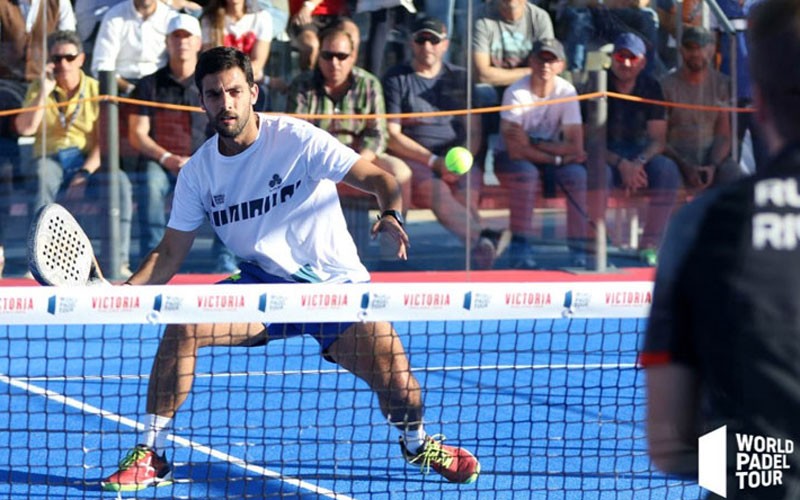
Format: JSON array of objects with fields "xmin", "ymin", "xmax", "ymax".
[
  {"xmin": 355, "ymin": 0, "xmax": 417, "ymax": 76},
  {"xmin": 14, "ymin": 31, "xmax": 133, "ymax": 277},
  {"xmin": 384, "ymin": 17, "xmax": 508, "ymax": 270},
  {"xmin": 287, "ymin": 26, "xmax": 412, "ymax": 212},
  {"xmin": 0, "ymin": 0, "xmax": 76, "ymax": 275},
  {"xmin": 472, "ymin": 0, "xmax": 554, "ymax": 104},
  {"xmin": 201, "ymin": 0, "xmax": 286, "ymax": 109},
  {"xmin": 558, "ymin": 0, "xmax": 663, "ymax": 77},
  {"xmin": 91, "ymin": 0, "xmax": 178, "ymax": 95},
  {"xmin": 424, "ymin": 0, "xmax": 482, "ymax": 66},
  {"xmin": 661, "ymin": 26, "xmax": 741, "ymax": 192},
  {"xmin": 129, "ymin": 14, "xmax": 237, "ymax": 273},
  {"xmin": 288, "ymin": 0, "xmax": 355, "ymax": 71},
  {"xmin": 604, "ymin": 32, "xmax": 680, "ymax": 265},
  {"xmin": 495, "ymin": 38, "xmax": 589, "ymax": 269},
  {"xmin": 714, "ymin": 0, "xmax": 766, "ymax": 174},
  {"xmin": 0, "ymin": 0, "xmax": 76, "ymax": 82},
  {"xmin": 644, "ymin": 2, "xmax": 800, "ymax": 495}
]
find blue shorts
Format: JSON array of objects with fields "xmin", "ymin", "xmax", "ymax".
[{"xmin": 219, "ymin": 262, "xmax": 355, "ymax": 360}]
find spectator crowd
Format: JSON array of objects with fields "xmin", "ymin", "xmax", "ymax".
[{"xmin": 0, "ymin": 0, "xmax": 759, "ymax": 276}]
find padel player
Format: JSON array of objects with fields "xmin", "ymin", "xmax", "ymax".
[
  {"xmin": 101, "ymin": 47, "xmax": 480, "ymax": 491},
  {"xmin": 643, "ymin": 0, "xmax": 800, "ymax": 497}
]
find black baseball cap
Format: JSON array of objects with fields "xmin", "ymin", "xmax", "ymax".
[{"xmin": 412, "ymin": 17, "xmax": 447, "ymax": 38}]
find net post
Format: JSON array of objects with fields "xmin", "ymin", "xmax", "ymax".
[
  {"xmin": 99, "ymin": 71, "xmax": 121, "ymax": 281},
  {"xmin": 586, "ymin": 69, "xmax": 608, "ymax": 271}
]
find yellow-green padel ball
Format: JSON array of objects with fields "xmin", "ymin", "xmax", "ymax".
[{"xmin": 445, "ymin": 147, "xmax": 473, "ymax": 175}]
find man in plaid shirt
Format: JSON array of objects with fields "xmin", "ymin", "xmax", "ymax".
[{"xmin": 287, "ymin": 25, "xmax": 411, "ymax": 209}]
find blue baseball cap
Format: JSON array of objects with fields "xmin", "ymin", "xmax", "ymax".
[{"xmin": 613, "ymin": 32, "xmax": 646, "ymax": 57}]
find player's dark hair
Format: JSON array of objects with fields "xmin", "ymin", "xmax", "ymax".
[
  {"xmin": 748, "ymin": 0, "xmax": 800, "ymax": 142},
  {"xmin": 195, "ymin": 47, "xmax": 255, "ymax": 93},
  {"xmin": 47, "ymin": 30, "xmax": 83, "ymax": 54}
]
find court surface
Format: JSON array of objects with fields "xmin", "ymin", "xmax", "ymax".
[{"xmin": 0, "ymin": 317, "xmax": 701, "ymax": 499}]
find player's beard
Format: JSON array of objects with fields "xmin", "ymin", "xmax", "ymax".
[{"xmin": 214, "ymin": 107, "xmax": 250, "ymax": 138}]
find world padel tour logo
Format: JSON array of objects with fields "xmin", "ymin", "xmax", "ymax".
[
  {"xmin": 562, "ymin": 290, "xmax": 591, "ymax": 316},
  {"xmin": 361, "ymin": 292, "xmax": 389, "ymax": 310},
  {"xmin": 48, "ymin": 295, "xmax": 76, "ymax": 315},
  {"xmin": 699, "ymin": 425, "xmax": 794, "ymax": 497},
  {"xmin": 463, "ymin": 291, "xmax": 490, "ymax": 310},
  {"xmin": 258, "ymin": 293, "xmax": 287, "ymax": 312},
  {"xmin": 152, "ymin": 294, "xmax": 183, "ymax": 312}
]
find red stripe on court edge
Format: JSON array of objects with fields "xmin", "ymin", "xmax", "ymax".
[{"xmin": 0, "ymin": 268, "xmax": 656, "ymax": 287}]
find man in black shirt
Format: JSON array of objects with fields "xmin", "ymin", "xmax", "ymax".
[
  {"xmin": 643, "ymin": 1, "xmax": 800, "ymax": 497},
  {"xmin": 605, "ymin": 32, "xmax": 681, "ymax": 266},
  {"xmin": 130, "ymin": 14, "xmax": 236, "ymax": 272}
]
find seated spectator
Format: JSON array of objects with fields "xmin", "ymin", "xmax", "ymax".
[
  {"xmin": 201, "ymin": 0, "xmax": 286, "ymax": 110},
  {"xmin": 129, "ymin": 14, "xmax": 238, "ymax": 273},
  {"xmin": 0, "ymin": 0, "xmax": 76, "ymax": 276},
  {"xmin": 604, "ymin": 32, "xmax": 680, "ymax": 265},
  {"xmin": 286, "ymin": 26, "xmax": 412, "ymax": 211},
  {"xmin": 15, "ymin": 31, "xmax": 133, "ymax": 277},
  {"xmin": 383, "ymin": 17, "xmax": 508, "ymax": 270},
  {"xmin": 496, "ymin": 39, "xmax": 589, "ymax": 268},
  {"xmin": 661, "ymin": 26, "xmax": 741, "ymax": 192},
  {"xmin": 288, "ymin": 0, "xmax": 357, "ymax": 71},
  {"xmin": 76, "ymin": 0, "xmax": 199, "ymax": 73},
  {"xmin": 472, "ymin": 0, "xmax": 554, "ymax": 106},
  {"xmin": 558, "ymin": 0, "xmax": 663, "ymax": 77},
  {"xmin": 91, "ymin": 0, "xmax": 178, "ymax": 95}
]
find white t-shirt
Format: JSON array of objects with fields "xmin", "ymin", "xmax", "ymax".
[
  {"xmin": 498, "ymin": 75, "xmax": 582, "ymax": 150},
  {"xmin": 91, "ymin": 0, "xmax": 176, "ymax": 80},
  {"xmin": 168, "ymin": 114, "xmax": 368, "ymax": 284},
  {"xmin": 202, "ymin": 10, "xmax": 274, "ymax": 54}
]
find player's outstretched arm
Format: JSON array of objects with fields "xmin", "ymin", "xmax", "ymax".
[
  {"xmin": 343, "ymin": 159, "xmax": 409, "ymax": 260},
  {"xmin": 646, "ymin": 363, "xmax": 700, "ymax": 477},
  {"xmin": 125, "ymin": 228, "xmax": 197, "ymax": 285}
]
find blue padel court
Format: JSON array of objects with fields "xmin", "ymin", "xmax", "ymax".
[{"xmin": 0, "ymin": 314, "xmax": 701, "ymax": 499}]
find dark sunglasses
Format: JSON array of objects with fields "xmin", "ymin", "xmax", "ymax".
[
  {"xmin": 413, "ymin": 35, "xmax": 443, "ymax": 46},
  {"xmin": 50, "ymin": 53, "xmax": 80, "ymax": 63},
  {"xmin": 320, "ymin": 51, "xmax": 351, "ymax": 61},
  {"xmin": 612, "ymin": 52, "xmax": 641, "ymax": 64},
  {"xmin": 536, "ymin": 53, "xmax": 559, "ymax": 64}
]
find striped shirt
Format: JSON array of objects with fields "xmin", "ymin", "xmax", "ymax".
[{"xmin": 287, "ymin": 66, "xmax": 388, "ymax": 155}]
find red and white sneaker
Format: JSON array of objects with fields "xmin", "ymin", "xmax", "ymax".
[
  {"xmin": 101, "ymin": 444, "xmax": 173, "ymax": 492},
  {"xmin": 401, "ymin": 434, "xmax": 480, "ymax": 484}
]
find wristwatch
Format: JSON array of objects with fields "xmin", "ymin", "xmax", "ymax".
[{"xmin": 379, "ymin": 209, "xmax": 404, "ymax": 227}]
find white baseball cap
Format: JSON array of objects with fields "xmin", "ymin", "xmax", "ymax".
[{"xmin": 168, "ymin": 14, "xmax": 201, "ymax": 37}]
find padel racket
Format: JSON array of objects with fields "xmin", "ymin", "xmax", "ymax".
[{"xmin": 27, "ymin": 203, "xmax": 108, "ymax": 286}]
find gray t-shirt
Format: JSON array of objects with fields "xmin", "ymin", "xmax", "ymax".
[
  {"xmin": 661, "ymin": 68, "xmax": 732, "ymax": 165},
  {"xmin": 472, "ymin": 2, "xmax": 554, "ymax": 70}
]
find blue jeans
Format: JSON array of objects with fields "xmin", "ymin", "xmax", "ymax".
[
  {"xmin": 138, "ymin": 159, "xmax": 176, "ymax": 257},
  {"xmin": 610, "ymin": 154, "xmax": 680, "ymax": 248},
  {"xmin": 494, "ymin": 151, "xmax": 589, "ymax": 243},
  {"xmin": 31, "ymin": 155, "xmax": 133, "ymax": 266}
]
